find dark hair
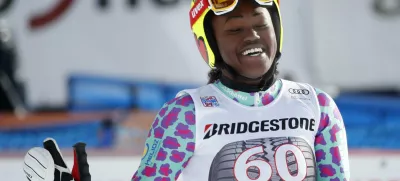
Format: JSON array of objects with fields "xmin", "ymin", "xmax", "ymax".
[{"xmin": 207, "ymin": 68, "xmax": 222, "ymax": 84}]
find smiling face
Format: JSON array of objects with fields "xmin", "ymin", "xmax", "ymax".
[{"xmin": 212, "ymin": 1, "xmax": 277, "ymax": 79}]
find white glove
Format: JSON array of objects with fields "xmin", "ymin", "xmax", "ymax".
[{"xmin": 23, "ymin": 138, "xmax": 91, "ymax": 181}]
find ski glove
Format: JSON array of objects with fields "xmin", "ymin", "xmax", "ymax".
[{"xmin": 23, "ymin": 138, "xmax": 91, "ymax": 181}]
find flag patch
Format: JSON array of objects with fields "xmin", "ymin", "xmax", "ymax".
[{"xmin": 200, "ymin": 96, "xmax": 219, "ymax": 107}]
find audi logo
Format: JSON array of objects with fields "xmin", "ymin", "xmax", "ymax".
[{"xmin": 288, "ymin": 88, "xmax": 310, "ymax": 95}]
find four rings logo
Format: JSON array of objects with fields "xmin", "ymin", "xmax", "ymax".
[{"xmin": 288, "ymin": 88, "xmax": 309, "ymax": 95}]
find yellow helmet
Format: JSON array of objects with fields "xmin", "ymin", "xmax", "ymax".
[{"xmin": 189, "ymin": 0, "xmax": 283, "ymax": 69}]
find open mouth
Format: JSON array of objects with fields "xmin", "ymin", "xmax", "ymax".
[{"xmin": 241, "ymin": 48, "xmax": 264, "ymax": 56}]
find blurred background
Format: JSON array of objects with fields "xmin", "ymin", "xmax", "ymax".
[{"xmin": 0, "ymin": 0, "xmax": 399, "ymax": 180}]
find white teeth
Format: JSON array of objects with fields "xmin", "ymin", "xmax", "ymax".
[
  {"xmin": 242, "ymin": 48, "xmax": 263, "ymax": 56},
  {"xmin": 249, "ymin": 53, "xmax": 261, "ymax": 56}
]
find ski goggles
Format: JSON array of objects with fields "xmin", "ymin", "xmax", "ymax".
[{"xmin": 210, "ymin": 0, "xmax": 275, "ymax": 15}]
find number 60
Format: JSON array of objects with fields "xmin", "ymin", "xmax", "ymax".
[{"xmin": 233, "ymin": 144, "xmax": 307, "ymax": 181}]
